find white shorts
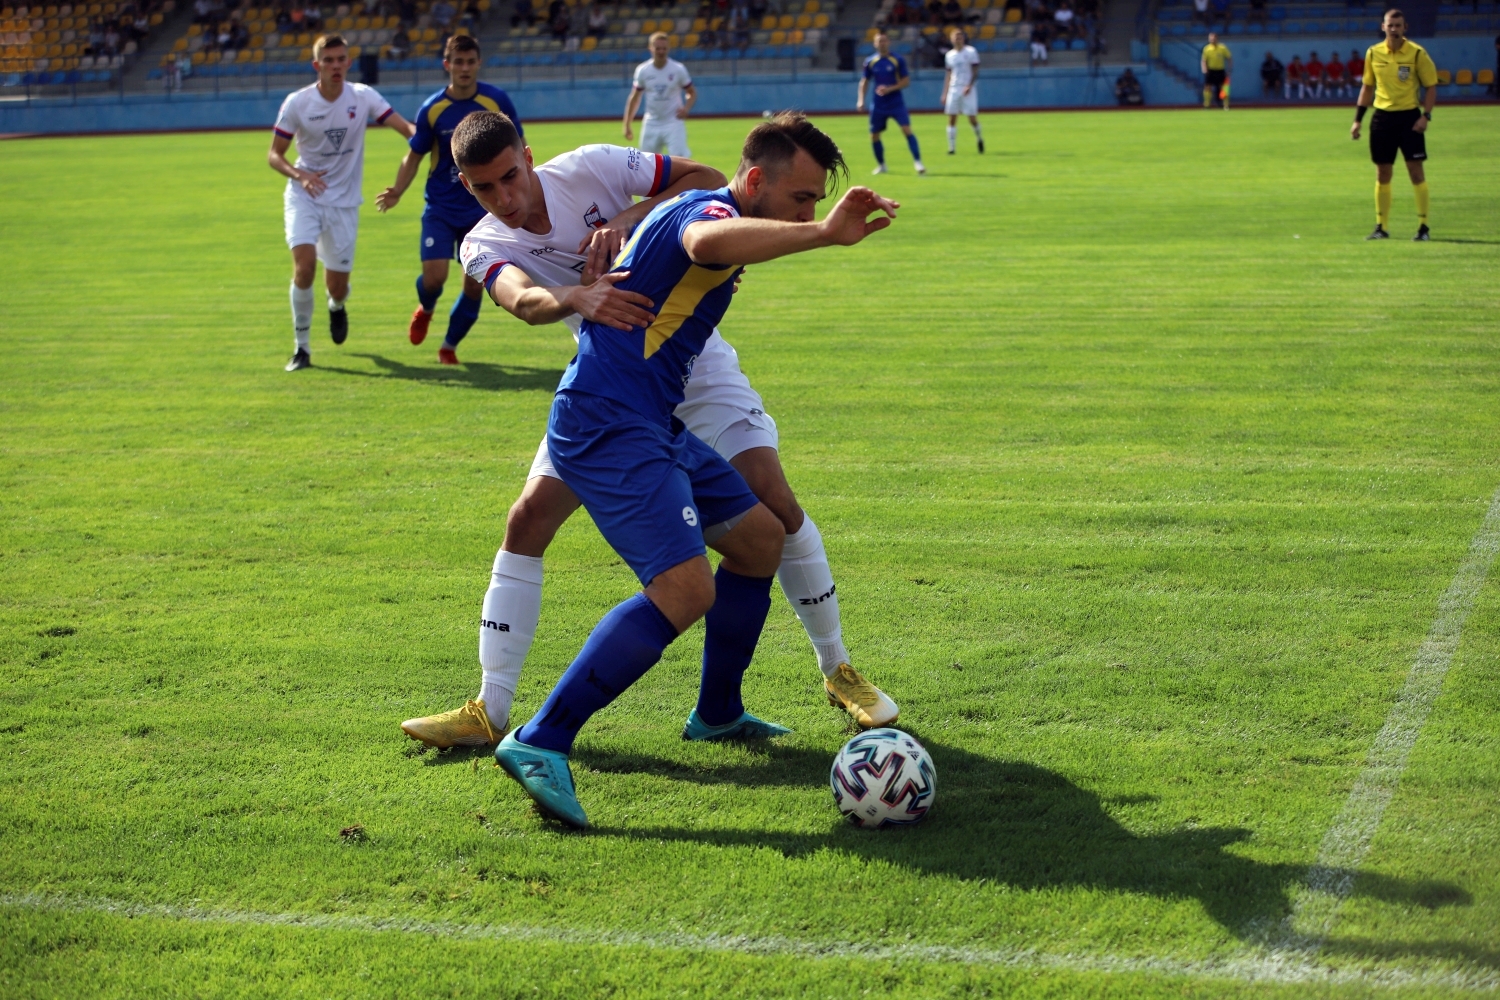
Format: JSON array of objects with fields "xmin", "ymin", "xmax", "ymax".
[
  {"xmin": 639, "ymin": 118, "xmax": 691, "ymax": 157},
  {"xmin": 944, "ymin": 87, "xmax": 979, "ymax": 116},
  {"xmin": 528, "ymin": 375, "xmax": 778, "ymax": 481},
  {"xmin": 284, "ymin": 188, "xmax": 360, "ymax": 271}
]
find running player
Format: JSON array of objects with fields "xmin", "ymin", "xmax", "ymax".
[
  {"xmin": 857, "ymin": 30, "xmax": 925, "ymax": 176},
  {"xmin": 623, "ymin": 32, "xmax": 695, "ymax": 157},
  {"xmin": 268, "ymin": 33, "xmax": 413, "ymax": 372},
  {"xmin": 399, "ymin": 115, "xmax": 900, "ymax": 753},
  {"xmin": 1201, "ymin": 31, "xmax": 1231, "ymax": 108},
  {"xmin": 375, "ymin": 35, "xmax": 522, "ymax": 365},
  {"xmin": 472, "ymin": 112, "xmax": 899, "ymax": 827},
  {"xmin": 942, "ymin": 27, "xmax": 983, "ymax": 154},
  {"xmin": 1351, "ymin": 8, "xmax": 1437, "ymax": 240}
]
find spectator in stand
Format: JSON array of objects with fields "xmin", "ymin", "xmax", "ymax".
[
  {"xmin": 303, "ymin": 4, "xmax": 322, "ymax": 29},
  {"xmin": 388, "ymin": 24, "xmax": 410, "ymax": 56},
  {"xmin": 275, "ymin": 5, "xmax": 292, "ymax": 29},
  {"xmin": 1114, "ymin": 66, "xmax": 1143, "ymax": 104},
  {"xmin": 1260, "ymin": 50, "xmax": 1283, "ymax": 95},
  {"xmin": 511, "ymin": 0, "xmax": 535, "ymax": 26},
  {"xmin": 1304, "ymin": 49, "xmax": 1323, "ymax": 97},
  {"xmin": 888, "ymin": 0, "xmax": 911, "ymax": 24},
  {"xmin": 1053, "ymin": 0, "xmax": 1074, "ymax": 42},
  {"xmin": 193, "ymin": 0, "xmax": 214, "ymax": 23},
  {"xmin": 1285, "ymin": 52, "xmax": 1303, "ymax": 97},
  {"xmin": 1029, "ymin": 19, "xmax": 1049, "ymax": 62},
  {"xmin": 103, "ymin": 22, "xmax": 122, "ymax": 53},
  {"xmin": 1211, "ymin": 0, "xmax": 1230, "ymax": 27},
  {"xmin": 748, "ymin": 0, "xmax": 767, "ymax": 20},
  {"xmin": 460, "ymin": 0, "xmax": 482, "ymax": 32},
  {"xmin": 549, "ymin": 1, "xmax": 570, "ymax": 42},
  {"xmin": 1248, "ymin": 0, "xmax": 1267, "ymax": 26},
  {"xmin": 1325, "ymin": 51, "xmax": 1346, "ymax": 97},
  {"xmin": 1346, "ymin": 47, "xmax": 1363, "ymax": 85},
  {"xmin": 925, "ymin": 0, "xmax": 943, "ymax": 26},
  {"xmin": 430, "ymin": 0, "xmax": 456, "ymax": 28},
  {"xmin": 728, "ymin": 5, "xmax": 749, "ymax": 47},
  {"xmin": 86, "ymin": 19, "xmax": 106, "ymax": 53},
  {"xmin": 1191, "ymin": 0, "xmax": 1210, "ymax": 26},
  {"xmin": 587, "ymin": 2, "xmax": 609, "ymax": 35}
]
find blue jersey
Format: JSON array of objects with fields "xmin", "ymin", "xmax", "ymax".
[
  {"xmin": 863, "ymin": 53, "xmax": 909, "ymax": 108},
  {"xmin": 559, "ymin": 186, "xmax": 743, "ymax": 422},
  {"xmin": 410, "ymin": 82, "xmax": 523, "ymax": 222}
]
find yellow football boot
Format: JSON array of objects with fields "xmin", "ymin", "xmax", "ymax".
[
  {"xmin": 401, "ymin": 699, "xmax": 505, "ymax": 748},
  {"xmin": 824, "ymin": 663, "xmax": 899, "ymax": 729}
]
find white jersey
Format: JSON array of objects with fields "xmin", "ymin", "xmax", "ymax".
[
  {"xmin": 459, "ymin": 143, "xmax": 751, "ymax": 404},
  {"xmin": 632, "ymin": 58, "xmax": 692, "ymax": 122},
  {"xmin": 944, "ymin": 45, "xmax": 980, "ymax": 92},
  {"xmin": 273, "ymin": 82, "xmax": 393, "ymax": 208}
]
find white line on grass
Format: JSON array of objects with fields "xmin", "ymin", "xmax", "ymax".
[
  {"xmin": 3, "ymin": 892, "xmax": 1498, "ymax": 992},
  {"xmin": 1275, "ymin": 485, "xmax": 1500, "ymax": 952}
]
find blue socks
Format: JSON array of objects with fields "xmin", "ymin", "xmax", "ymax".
[
  {"xmin": 695, "ymin": 567, "xmax": 775, "ymax": 726},
  {"xmin": 416, "ymin": 273, "xmax": 441, "ymax": 313},
  {"xmin": 906, "ymin": 133, "xmax": 922, "ymax": 161},
  {"xmin": 871, "ymin": 139, "xmax": 885, "ymax": 166},
  {"xmin": 517, "ymin": 593, "xmax": 681, "ymax": 754},
  {"xmin": 444, "ymin": 291, "xmax": 482, "ymax": 349}
]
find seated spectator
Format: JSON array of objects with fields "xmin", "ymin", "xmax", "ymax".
[
  {"xmin": 1304, "ymin": 50, "xmax": 1323, "ymax": 97},
  {"xmin": 1191, "ymin": 0, "xmax": 1209, "ymax": 25},
  {"xmin": 302, "ymin": 4, "xmax": 321, "ymax": 29},
  {"xmin": 1260, "ymin": 50, "xmax": 1283, "ymax": 94},
  {"xmin": 1247, "ymin": 0, "xmax": 1267, "ymax": 26},
  {"xmin": 511, "ymin": 0, "xmax": 535, "ymax": 25},
  {"xmin": 942, "ymin": 0, "xmax": 963, "ymax": 24},
  {"xmin": 549, "ymin": 1, "xmax": 570, "ymax": 41},
  {"xmin": 728, "ymin": 5, "xmax": 749, "ymax": 46},
  {"xmin": 1029, "ymin": 19, "xmax": 1049, "ymax": 61},
  {"xmin": 1324, "ymin": 53, "xmax": 1346, "ymax": 96},
  {"xmin": 460, "ymin": 0, "xmax": 482, "ymax": 31},
  {"xmin": 1052, "ymin": 0, "xmax": 1074, "ymax": 40},
  {"xmin": 587, "ymin": 2, "xmax": 609, "ymax": 34},
  {"xmin": 1210, "ymin": 0, "xmax": 1230, "ymax": 26},
  {"xmin": 388, "ymin": 24, "xmax": 409, "ymax": 56},
  {"xmin": 748, "ymin": 0, "xmax": 767, "ymax": 19},
  {"xmin": 275, "ymin": 5, "xmax": 292, "ymax": 29},
  {"xmin": 925, "ymin": 0, "xmax": 943, "ymax": 25},
  {"xmin": 103, "ymin": 23, "xmax": 122, "ymax": 53},
  {"xmin": 430, "ymin": 0, "xmax": 456, "ymax": 27},
  {"xmin": 1114, "ymin": 66, "xmax": 1143, "ymax": 104},
  {"xmin": 1284, "ymin": 53, "xmax": 1302, "ymax": 98},
  {"xmin": 289, "ymin": 5, "xmax": 306, "ymax": 28},
  {"xmin": 1346, "ymin": 48, "xmax": 1364, "ymax": 85},
  {"xmin": 888, "ymin": 0, "xmax": 910, "ymax": 23}
]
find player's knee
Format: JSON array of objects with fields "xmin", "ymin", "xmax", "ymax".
[
  {"xmin": 503, "ymin": 487, "xmax": 565, "ymax": 555},
  {"xmin": 714, "ymin": 503, "xmax": 785, "ymax": 578}
]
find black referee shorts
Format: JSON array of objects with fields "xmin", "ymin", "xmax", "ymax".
[
  {"xmin": 1204, "ymin": 68, "xmax": 1226, "ymax": 89},
  {"xmin": 1370, "ymin": 108, "xmax": 1427, "ymax": 165}
]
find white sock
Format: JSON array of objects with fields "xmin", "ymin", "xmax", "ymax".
[
  {"xmin": 290, "ymin": 282, "xmax": 313, "ymax": 352},
  {"xmin": 776, "ymin": 516, "xmax": 848, "ymax": 677},
  {"xmin": 476, "ymin": 549, "xmax": 545, "ymax": 729},
  {"xmin": 328, "ymin": 294, "xmax": 346, "ymax": 312},
  {"xmin": 971, "ymin": 122, "xmax": 983, "ymax": 138},
  {"xmin": 946, "ymin": 125, "xmax": 957, "ymax": 151}
]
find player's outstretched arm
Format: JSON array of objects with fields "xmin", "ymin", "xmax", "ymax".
[
  {"xmin": 384, "ymin": 110, "xmax": 416, "ymax": 140},
  {"xmin": 376, "ymin": 148, "xmax": 424, "ymax": 212},
  {"xmin": 681, "ymin": 186, "xmax": 899, "ymax": 267},
  {"xmin": 575, "ymin": 158, "xmax": 728, "ymax": 263},
  {"xmin": 488, "ymin": 265, "xmax": 657, "ymax": 330},
  {"xmin": 268, "ymin": 133, "xmax": 327, "ymax": 198}
]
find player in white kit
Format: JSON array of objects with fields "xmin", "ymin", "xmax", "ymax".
[
  {"xmin": 268, "ymin": 33, "xmax": 414, "ymax": 371},
  {"xmin": 398, "ymin": 111, "xmax": 899, "ymax": 749},
  {"xmin": 623, "ymin": 32, "xmax": 696, "ymax": 158},
  {"xmin": 942, "ymin": 27, "xmax": 984, "ymax": 156}
]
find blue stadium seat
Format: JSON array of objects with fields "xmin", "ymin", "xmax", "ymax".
[{"xmin": 1286, "ymin": 20, "xmax": 1302, "ymax": 32}]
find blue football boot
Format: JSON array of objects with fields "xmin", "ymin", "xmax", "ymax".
[
  {"xmin": 494, "ymin": 732, "xmax": 590, "ymax": 829},
  {"xmin": 682, "ymin": 708, "xmax": 792, "ymax": 742}
]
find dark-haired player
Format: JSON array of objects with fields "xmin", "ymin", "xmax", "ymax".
[
  {"xmin": 1351, "ymin": 8, "xmax": 1437, "ymax": 240},
  {"xmin": 482, "ymin": 113, "xmax": 898, "ymax": 827},
  {"xmin": 399, "ymin": 113, "xmax": 901, "ymax": 757},
  {"xmin": 375, "ymin": 35, "xmax": 522, "ymax": 364},
  {"xmin": 269, "ymin": 34, "xmax": 413, "ymax": 372},
  {"xmin": 857, "ymin": 30, "xmax": 925, "ymax": 175}
]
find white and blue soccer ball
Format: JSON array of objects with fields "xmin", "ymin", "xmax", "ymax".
[{"xmin": 830, "ymin": 728, "xmax": 936, "ymax": 828}]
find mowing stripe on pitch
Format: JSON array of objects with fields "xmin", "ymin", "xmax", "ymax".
[
  {"xmin": 4, "ymin": 893, "xmax": 1498, "ymax": 991},
  {"xmin": 1275, "ymin": 484, "xmax": 1500, "ymax": 952}
]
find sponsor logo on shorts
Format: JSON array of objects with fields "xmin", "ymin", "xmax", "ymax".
[
  {"xmin": 798, "ymin": 584, "xmax": 836, "ymax": 606},
  {"xmin": 682, "ymin": 506, "xmax": 698, "ymax": 527},
  {"xmin": 425, "ymin": 237, "xmax": 435, "ymax": 247},
  {"xmin": 480, "ymin": 618, "xmax": 511, "ymax": 632}
]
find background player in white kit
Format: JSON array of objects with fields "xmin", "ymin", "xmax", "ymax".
[
  {"xmin": 622, "ymin": 32, "xmax": 696, "ymax": 157},
  {"xmin": 942, "ymin": 27, "xmax": 984, "ymax": 156},
  {"xmin": 267, "ymin": 34, "xmax": 413, "ymax": 372},
  {"xmin": 399, "ymin": 111, "xmax": 899, "ymax": 749}
]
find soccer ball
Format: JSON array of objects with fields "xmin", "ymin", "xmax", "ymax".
[{"xmin": 829, "ymin": 728, "xmax": 936, "ymax": 828}]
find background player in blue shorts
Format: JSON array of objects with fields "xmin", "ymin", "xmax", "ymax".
[
  {"xmin": 453, "ymin": 112, "xmax": 899, "ymax": 828},
  {"xmin": 375, "ymin": 35, "xmax": 521, "ymax": 365},
  {"xmin": 857, "ymin": 30, "xmax": 925, "ymax": 176}
]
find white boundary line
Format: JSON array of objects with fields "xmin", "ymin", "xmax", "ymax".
[
  {"xmin": 1276, "ymin": 485, "xmax": 1500, "ymax": 951},
  {"xmin": 2, "ymin": 893, "xmax": 1497, "ymax": 992}
]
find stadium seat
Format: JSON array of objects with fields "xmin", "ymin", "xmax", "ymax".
[
  {"xmin": 1455, "ymin": 68, "xmax": 1472, "ymax": 84},
  {"xmin": 1436, "ymin": 68, "xmax": 1450, "ymax": 83},
  {"xmin": 1479, "ymin": 68, "xmax": 1495, "ymax": 85}
]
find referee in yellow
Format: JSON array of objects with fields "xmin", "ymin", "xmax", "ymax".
[
  {"xmin": 1350, "ymin": 8, "xmax": 1437, "ymax": 240},
  {"xmin": 1201, "ymin": 32, "xmax": 1231, "ymax": 108}
]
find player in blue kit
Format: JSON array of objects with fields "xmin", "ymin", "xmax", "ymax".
[
  {"xmin": 446, "ymin": 112, "xmax": 899, "ymax": 828},
  {"xmin": 375, "ymin": 35, "xmax": 521, "ymax": 364},
  {"xmin": 857, "ymin": 30, "xmax": 924, "ymax": 176}
]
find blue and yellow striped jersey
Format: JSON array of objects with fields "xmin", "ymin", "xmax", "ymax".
[{"xmin": 410, "ymin": 82, "xmax": 523, "ymax": 222}]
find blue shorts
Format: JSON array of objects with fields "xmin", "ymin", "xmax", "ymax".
[
  {"xmin": 547, "ymin": 391, "xmax": 760, "ymax": 586},
  {"xmin": 869, "ymin": 103, "xmax": 911, "ymax": 133},
  {"xmin": 420, "ymin": 204, "xmax": 487, "ymax": 261}
]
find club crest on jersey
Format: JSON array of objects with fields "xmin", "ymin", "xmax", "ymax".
[
  {"xmin": 583, "ymin": 203, "xmax": 607, "ymax": 229},
  {"xmin": 347, "ymin": 104, "xmax": 357, "ymax": 119},
  {"xmin": 700, "ymin": 203, "xmax": 735, "ymax": 220},
  {"xmin": 325, "ymin": 127, "xmax": 348, "ymax": 152},
  {"xmin": 1398, "ymin": 64, "xmax": 1410, "ymax": 81}
]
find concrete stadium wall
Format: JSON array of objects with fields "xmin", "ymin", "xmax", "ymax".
[{"xmin": 1, "ymin": 64, "xmax": 1173, "ymax": 135}]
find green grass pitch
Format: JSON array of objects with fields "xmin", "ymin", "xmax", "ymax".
[{"xmin": 2, "ymin": 105, "xmax": 1500, "ymax": 998}]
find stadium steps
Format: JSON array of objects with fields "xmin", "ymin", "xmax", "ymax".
[
  {"xmin": 812, "ymin": 0, "xmax": 882, "ymax": 67},
  {"xmin": 119, "ymin": 1, "xmax": 193, "ymax": 90}
]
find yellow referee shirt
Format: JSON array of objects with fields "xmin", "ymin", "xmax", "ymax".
[
  {"xmin": 1362, "ymin": 39, "xmax": 1438, "ymax": 110},
  {"xmin": 1202, "ymin": 42, "xmax": 1230, "ymax": 70}
]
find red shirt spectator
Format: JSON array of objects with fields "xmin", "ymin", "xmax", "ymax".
[
  {"xmin": 1286, "ymin": 55, "xmax": 1303, "ymax": 82},
  {"xmin": 1346, "ymin": 49, "xmax": 1363, "ymax": 79},
  {"xmin": 1304, "ymin": 53, "xmax": 1323, "ymax": 82},
  {"xmin": 1325, "ymin": 55, "xmax": 1344, "ymax": 83}
]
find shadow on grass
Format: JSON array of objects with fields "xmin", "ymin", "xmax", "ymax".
[
  {"xmin": 1431, "ymin": 238, "xmax": 1500, "ymax": 245},
  {"xmin": 319, "ymin": 353, "xmax": 564, "ymax": 392},
  {"xmin": 578, "ymin": 740, "xmax": 1476, "ymax": 959}
]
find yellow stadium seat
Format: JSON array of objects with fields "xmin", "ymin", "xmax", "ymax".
[
  {"xmin": 812, "ymin": 12, "xmax": 828, "ymax": 26},
  {"xmin": 1435, "ymin": 68, "xmax": 1450, "ymax": 84},
  {"xmin": 1454, "ymin": 68, "xmax": 1472, "ymax": 85},
  {"xmin": 580, "ymin": 32, "xmax": 596, "ymax": 48},
  {"xmin": 760, "ymin": 14, "xmax": 774, "ymax": 27},
  {"xmin": 171, "ymin": 36, "xmax": 186, "ymax": 50},
  {"xmin": 1479, "ymin": 69, "xmax": 1494, "ymax": 85},
  {"xmin": 794, "ymin": 13, "xmax": 810, "ymax": 27},
  {"xmin": 477, "ymin": 0, "xmax": 490, "ymax": 10},
  {"xmin": 804, "ymin": 0, "xmax": 818, "ymax": 11},
  {"xmin": 978, "ymin": 22, "xmax": 994, "ymax": 36},
  {"xmin": 776, "ymin": 13, "xmax": 792, "ymax": 27},
  {"xmin": 641, "ymin": 16, "xmax": 655, "ymax": 30},
  {"xmin": 60, "ymin": 39, "xmax": 72, "ymax": 52},
  {"xmin": 683, "ymin": 29, "xmax": 697, "ymax": 44},
  {"xmin": 1004, "ymin": 6, "xmax": 1020, "ymax": 20},
  {"xmin": 691, "ymin": 16, "xmax": 704, "ymax": 29},
  {"xmin": 355, "ymin": 14, "xmax": 368, "ymax": 27},
  {"xmin": 45, "ymin": 41, "xmax": 57, "ymax": 53},
  {"xmin": 44, "ymin": 4, "xmax": 55, "ymax": 14},
  {"xmin": 251, "ymin": 47, "xmax": 263, "ymax": 60},
  {"xmin": 769, "ymin": 28, "xmax": 783, "ymax": 42},
  {"xmin": 186, "ymin": 22, "xmax": 200, "ymax": 34},
  {"xmin": 788, "ymin": 27, "xmax": 802, "ymax": 41},
  {"xmin": 297, "ymin": 31, "xmax": 311, "ymax": 44},
  {"xmin": 864, "ymin": 26, "xmax": 876, "ymax": 39},
  {"xmin": 667, "ymin": 31, "xmax": 678, "ymax": 44},
  {"xmin": 421, "ymin": 26, "xmax": 437, "ymax": 40},
  {"xmin": 347, "ymin": 43, "xmax": 359, "ymax": 56}
]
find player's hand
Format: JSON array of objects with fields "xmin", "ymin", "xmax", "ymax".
[
  {"xmin": 577, "ymin": 226, "xmax": 629, "ymax": 284},
  {"xmin": 856, "ymin": 100, "xmax": 865, "ymax": 111},
  {"xmin": 875, "ymin": 84, "xmax": 889, "ymax": 96},
  {"xmin": 817, "ymin": 186, "xmax": 900, "ymax": 247},
  {"xmin": 675, "ymin": 106, "xmax": 691, "ymax": 119},
  {"xmin": 1350, "ymin": 120, "xmax": 1361, "ymax": 140},
  {"xmin": 732, "ymin": 268, "xmax": 746, "ymax": 294},
  {"xmin": 623, "ymin": 122, "xmax": 634, "ymax": 140},
  {"xmin": 1412, "ymin": 114, "xmax": 1428, "ymax": 133},
  {"xmin": 299, "ymin": 170, "xmax": 328, "ymax": 197},
  {"xmin": 374, "ymin": 186, "xmax": 401, "ymax": 212},
  {"xmin": 964, "ymin": 84, "xmax": 972, "ymax": 95},
  {"xmin": 570, "ymin": 271, "xmax": 656, "ymax": 330}
]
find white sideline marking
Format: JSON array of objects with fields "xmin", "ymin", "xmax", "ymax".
[
  {"xmin": 1277, "ymin": 485, "xmax": 1500, "ymax": 951},
  {"xmin": 4, "ymin": 892, "xmax": 1498, "ymax": 992}
]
